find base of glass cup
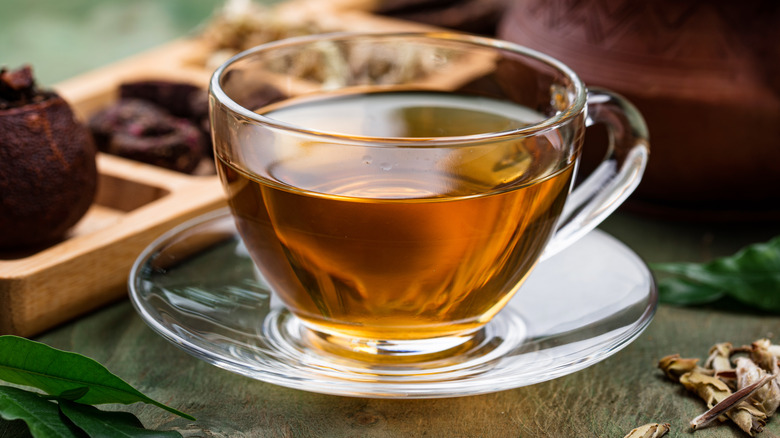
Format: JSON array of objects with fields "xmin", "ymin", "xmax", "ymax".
[
  {"xmin": 298, "ymin": 320, "xmax": 486, "ymax": 363},
  {"xmin": 263, "ymin": 308, "xmax": 529, "ymax": 369}
]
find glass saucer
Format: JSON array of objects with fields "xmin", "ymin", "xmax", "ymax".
[{"xmin": 129, "ymin": 209, "xmax": 657, "ymax": 399}]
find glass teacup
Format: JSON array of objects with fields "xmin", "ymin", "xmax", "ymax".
[{"xmin": 209, "ymin": 33, "xmax": 649, "ymax": 360}]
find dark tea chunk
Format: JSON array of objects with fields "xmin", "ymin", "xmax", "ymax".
[
  {"xmin": 120, "ymin": 80, "xmax": 209, "ymax": 133},
  {"xmin": 88, "ymin": 79, "xmax": 213, "ymax": 172},
  {"xmin": 89, "ymin": 99, "xmax": 204, "ymax": 174},
  {"xmin": 0, "ymin": 65, "xmax": 98, "ymax": 248},
  {"xmin": 0, "ymin": 66, "xmax": 44, "ymax": 107}
]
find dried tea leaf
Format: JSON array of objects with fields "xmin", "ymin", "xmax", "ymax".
[
  {"xmin": 736, "ymin": 357, "xmax": 780, "ymax": 417},
  {"xmin": 660, "ymin": 339, "xmax": 780, "ymax": 436},
  {"xmin": 691, "ymin": 373, "xmax": 773, "ymax": 432},
  {"xmin": 728, "ymin": 403, "xmax": 768, "ymax": 436},
  {"xmin": 622, "ymin": 422, "xmax": 670, "ymax": 438},
  {"xmin": 680, "ymin": 371, "xmax": 731, "ymax": 408},
  {"xmin": 680, "ymin": 371, "xmax": 768, "ymax": 435},
  {"xmin": 767, "ymin": 343, "xmax": 780, "ymax": 359},
  {"xmin": 705, "ymin": 343, "xmax": 733, "ymax": 374},
  {"xmin": 658, "ymin": 354, "xmax": 699, "ymax": 382},
  {"xmin": 749, "ymin": 339, "xmax": 780, "ymax": 374}
]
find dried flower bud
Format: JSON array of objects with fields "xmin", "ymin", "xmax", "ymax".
[
  {"xmin": 622, "ymin": 422, "xmax": 670, "ymax": 438},
  {"xmin": 766, "ymin": 342, "xmax": 780, "ymax": 360},
  {"xmin": 658, "ymin": 354, "xmax": 699, "ymax": 382},
  {"xmin": 736, "ymin": 357, "xmax": 780, "ymax": 417},
  {"xmin": 705, "ymin": 342, "xmax": 733, "ymax": 374},
  {"xmin": 750, "ymin": 339, "xmax": 780, "ymax": 374}
]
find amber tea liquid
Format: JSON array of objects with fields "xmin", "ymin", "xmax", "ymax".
[{"xmin": 216, "ymin": 91, "xmax": 576, "ymax": 342}]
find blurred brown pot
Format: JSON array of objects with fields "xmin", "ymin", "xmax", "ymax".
[{"xmin": 499, "ymin": 0, "xmax": 780, "ymax": 220}]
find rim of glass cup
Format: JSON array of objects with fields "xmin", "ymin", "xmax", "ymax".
[{"xmin": 209, "ymin": 32, "xmax": 587, "ymax": 147}]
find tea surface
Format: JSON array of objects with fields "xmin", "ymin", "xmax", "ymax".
[{"xmin": 216, "ymin": 91, "xmax": 575, "ymax": 340}]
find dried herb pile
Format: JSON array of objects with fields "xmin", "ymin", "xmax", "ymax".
[
  {"xmin": 193, "ymin": 0, "xmax": 327, "ymax": 71},
  {"xmin": 193, "ymin": 0, "xmax": 441, "ymax": 86},
  {"xmin": 659, "ymin": 339, "xmax": 780, "ymax": 436}
]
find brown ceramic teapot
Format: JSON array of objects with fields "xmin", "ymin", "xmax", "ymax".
[{"xmin": 499, "ymin": 0, "xmax": 780, "ymax": 220}]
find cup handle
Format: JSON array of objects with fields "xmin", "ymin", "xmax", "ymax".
[{"xmin": 541, "ymin": 88, "xmax": 650, "ymax": 260}]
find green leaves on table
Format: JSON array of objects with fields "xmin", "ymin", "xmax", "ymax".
[
  {"xmin": 0, "ymin": 335, "xmax": 194, "ymax": 437},
  {"xmin": 59, "ymin": 401, "xmax": 182, "ymax": 437},
  {"xmin": 0, "ymin": 335, "xmax": 193, "ymax": 418},
  {"xmin": 651, "ymin": 235, "xmax": 780, "ymax": 312},
  {"xmin": 0, "ymin": 386, "xmax": 80, "ymax": 438}
]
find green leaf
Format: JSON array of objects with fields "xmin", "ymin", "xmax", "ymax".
[
  {"xmin": 651, "ymin": 235, "xmax": 780, "ymax": 311},
  {"xmin": 0, "ymin": 386, "xmax": 81, "ymax": 438},
  {"xmin": 0, "ymin": 336, "xmax": 194, "ymax": 421},
  {"xmin": 654, "ymin": 276, "xmax": 726, "ymax": 306},
  {"xmin": 44, "ymin": 388, "xmax": 90, "ymax": 402},
  {"xmin": 59, "ymin": 401, "xmax": 182, "ymax": 438}
]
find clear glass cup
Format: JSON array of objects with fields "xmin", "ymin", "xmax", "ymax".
[{"xmin": 209, "ymin": 32, "xmax": 649, "ymax": 361}]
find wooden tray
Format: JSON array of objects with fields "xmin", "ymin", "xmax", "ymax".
[
  {"xmin": 0, "ymin": 8, "xmax": 485, "ymax": 337},
  {"xmin": 0, "ymin": 154, "xmax": 225, "ymax": 337}
]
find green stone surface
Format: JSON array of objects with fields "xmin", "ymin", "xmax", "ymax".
[
  {"xmin": 1, "ymin": 2, "xmax": 779, "ymax": 436},
  {"xmin": 1, "ymin": 213, "xmax": 773, "ymax": 438}
]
